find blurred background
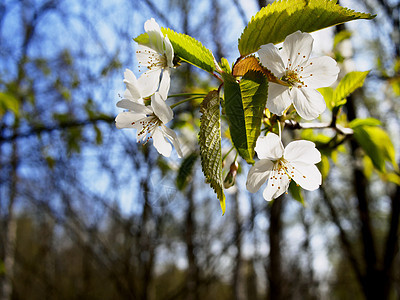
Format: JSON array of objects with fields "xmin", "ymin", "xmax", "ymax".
[{"xmin": 0, "ymin": 0, "xmax": 399, "ymax": 299}]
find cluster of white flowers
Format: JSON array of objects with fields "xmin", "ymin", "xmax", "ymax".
[
  {"xmin": 116, "ymin": 20, "xmax": 340, "ymax": 202},
  {"xmin": 115, "ymin": 18, "xmax": 182, "ymax": 158},
  {"xmin": 247, "ymin": 31, "xmax": 339, "ymax": 201}
]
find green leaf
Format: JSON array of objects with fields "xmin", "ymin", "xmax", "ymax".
[
  {"xmin": 238, "ymin": 0, "xmax": 375, "ymax": 56},
  {"xmin": 350, "ymin": 120, "xmax": 397, "ymax": 172},
  {"xmin": 384, "ymin": 173, "xmax": 400, "ymax": 186},
  {"xmin": 318, "ymin": 154, "xmax": 330, "ymax": 179},
  {"xmin": 199, "ymin": 90, "xmax": 226, "ymax": 214},
  {"xmin": 289, "ymin": 181, "xmax": 304, "ymax": 205},
  {"xmin": 0, "ymin": 92, "xmax": 19, "ymax": 117},
  {"xmin": 176, "ymin": 152, "xmax": 198, "ymax": 190},
  {"xmin": 333, "ymin": 29, "xmax": 352, "ymax": 48},
  {"xmin": 318, "ymin": 87, "xmax": 334, "ymax": 110},
  {"xmin": 134, "ymin": 28, "xmax": 216, "ymax": 73},
  {"xmin": 223, "ymin": 71, "xmax": 268, "ymax": 164},
  {"xmin": 219, "ymin": 57, "xmax": 231, "ymax": 73},
  {"xmin": 349, "ymin": 117, "xmax": 381, "ymax": 128},
  {"xmin": 333, "ymin": 71, "xmax": 369, "ymax": 107}
]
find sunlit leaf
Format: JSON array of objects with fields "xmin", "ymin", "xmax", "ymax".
[
  {"xmin": 362, "ymin": 155, "xmax": 374, "ymax": 179},
  {"xmin": 384, "ymin": 173, "xmax": 400, "ymax": 186},
  {"xmin": 238, "ymin": 0, "xmax": 375, "ymax": 56},
  {"xmin": 334, "ymin": 71, "xmax": 370, "ymax": 107},
  {"xmin": 350, "ymin": 119, "xmax": 397, "ymax": 172},
  {"xmin": 318, "ymin": 87, "xmax": 334, "ymax": 110},
  {"xmin": 349, "ymin": 117, "xmax": 381, "ymax": 128},
  {"xmin": 135, "ymin": 28, "xmax": 216, "ymax": 73},
  {"xmin": 318, "ymin": 154, "xmax": 330, "ymax": 179},
  {"xmin": 0, "ymin": 92, "xmax": 19, "ymax": 117},
  {"xmin": 219, "ymin": 57, "xmax": 231, "ymax": 73},
  {"xmin": 333, "ymin": 29, "xmax": 352, "ymax": 48},
  {"xmin": 199, "ymin": 90, "xmax": 225, "ymax": 214}
]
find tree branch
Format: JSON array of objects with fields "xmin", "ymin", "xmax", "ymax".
[
  {"xmin": 284, "ymin": 119, "xmax": 354, "ymax": 135},
  {"xmin": 0, "ymin": 115, "xmax": 115, "ymax": 143},
  {"xmin": 320, "ymin": 186, "xmax": 364, "ymax": 284}
]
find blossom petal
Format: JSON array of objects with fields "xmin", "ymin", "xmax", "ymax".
[
  {"xmin": 115, "ymin": 111, "xmax": 143, "ymax": 129},
  {"xmin": 123, "ymin": 69, "xmax": 143, "ymax": 103},
  {"xmin": 144, "ymin": 18, "xmax": 164, "ymax": 54},
  {"xmin": 290, "ymin": 161, "xmax": 322, "ymax": 191},
  {"xmin": 246, "ymin": 159, "xmax": 274, "ymax": 193},
  {"xmin": 124, "ymin": 82, "xmax": 142, "ymax": 102},
  {"xmin": 116, "ymin": 100, "xmax": 153, "ymax": 114},
  {"xmin": 267, "ymin": 83, "xmax": 292, "ymax": 115},
  {"xmin": 138, "ymin": 69, "xmax": 161, "ymax": 98},
  {"xmin": 161, "ymin": 125, "xmax": 183, "ymax": 158},
  {"xmin": 258, "ymin": 44, "xmax": 285, "ymax": 76},
  {"xmin": 301, "ymin": 56, "xmax": 339, "ymax": 88},
  {"xmin": 152, "ymin": 127, "xmax": 172, "ymax": 157},
  {"xmin": 151, "ymin": 92, "xmax": 173, "ymax": 124},
  {"xmin": 292, "ymin": 87, "xmax": 326, "ymax": 120},
  {"xmin": 262, "ymin": 171, "xmax": 290, "ymax": 201},
  {"xmin": 164, "ymin": 35, "xmax": 174, "ymax": 68},
  {"xmin": 255, "ymin": 133, "xmax": 284, "ymax": 160},
  {"xmin": 284, "ymin": 140, "xmax": 321, "ymax": 164},
  {"xmin": 136, "ymin": 45, "xmax": 158, "ymax": 67},
  {"xmin": 159, "ymin": 68, "xmax": 170, "ymax": 100},
  {"xmin": 282, "ymin": 31, "xmax": 314, "ymax": 70}
]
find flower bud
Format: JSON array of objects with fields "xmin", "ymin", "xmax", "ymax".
[{"xmin": 224, "ymin": 161, "xmax": 239, "ymax": 188}]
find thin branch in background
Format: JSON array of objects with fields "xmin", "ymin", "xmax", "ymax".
[
  {"xmin": 211, "ymin": 0, "xmax": 224, "ymax": 61},
  {"xmin": 320, "ymin": 186, "xmax": 364, "ymax": 285},
  {"xmin": 231, "ymin": 0, "xmax": 248, "ymax": 26},
  {"xmin": 0, "ymin": 115, "xmax": 115, "ymax": 143},
  {"xmin": 139, "ymin": 0, "xmax": 173, "ymax": 29}
]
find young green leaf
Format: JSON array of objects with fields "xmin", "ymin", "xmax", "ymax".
[
  {"xmin": 219, "ymin": 57, "xmax": 231, "ymax": 74},
  {"xmin": 349, "ymin": 117, "xmax": 381, "ymax": 128},
  {"xmin": 238, "ymin": 0, "xmax": 375, "ymax": 56},
  {"xmin": 350, "ymin": 119, "xmax": 397, "ymax": 172},
  {"xmin": 176, "ymin": 152, "xmax": 198, "ymax": 190},
  {"xmin": 333, "ymin": 29, "xmax": 352, "ymax": 49},
  {"xmin": 223, "ymin": 71, "xmax": 268, "ymax": 164},
  {"xmin": 289, "ymin": 181, "xmax": 304, "ymax": 205},
  {"xmin": 318, "ymin": 87, "xmax": 334, "ymax": 110},
  {"xmin": 0, "ymin": 92, "xmax": 19, "ymax": 117},
  {"xmin": 334, "ymin": 70, "xmax": 369, "ymax": 107},
  {"xmin": 135, "ymin": 28, "xmax": 216, "ymax": 73},
  {"xmin": 199, "ymin": 90, "xmax": 226, "ymax": 214}
]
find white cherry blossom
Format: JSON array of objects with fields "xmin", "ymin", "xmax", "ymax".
[
  {"xmin": 115, "ymin": 92, "xmax": 183, "ymax": 158},
  {"xmin": 246, "ymin": 133, "xmax": 322, "ymax": 201},
  {"xmin": 122, "ymin": 68, "xmax": 147, "ymax": 105},
  {"xmin": 136, "ymin": 18, "xmax": 173, "ymax": 99},
  {"xmin": 258, "ymin": 31, "xmax": 339, "ymax": 120}
]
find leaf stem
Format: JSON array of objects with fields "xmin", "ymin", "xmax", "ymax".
[
  {"xmin": 170, "ymin": 96, "xmax": 204, "ymax": 109},
  {"xmin": 222, "ymin": 146, "xmax": 235, "ymax": 163},
  {"xmin": 168, "ymin": 93, "xmax": 207, "ymax": 98},
  {"xmin": 284, "ymin": 120, "xmax": 354, "ymax": 135}
]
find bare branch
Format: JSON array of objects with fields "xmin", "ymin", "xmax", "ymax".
[
  {"xmin": 231, "ymin": 0, "xmax": 248, "ymax": 26},
  {"xmin": 0, "ymin": 115, "xmax": 115, "ymax": 143},
  {"xmin": 284, "ymin": 119, "xmax": 354, "ymax": 135},
  {"xmin": 320, "ymin": 186, "xmax": 364, "ymax": 284}
]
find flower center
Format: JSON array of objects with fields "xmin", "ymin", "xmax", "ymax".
[
  {"xmin": 280, "ymin": 56, "xmax": 314, "ymax": 88},
  {"xmin": 268, "ymin": 157, "xmax": 308, "ymax": 191},
  {"xmin": 133, "ymin": 115, "xmax": 162, "ymax": 144},
  {"xmin": 282, "ymin": 70, "xmax": 303, "ymax": 87},
  {"xmin": 136, "ymin": 49, "xmax": 168, "ymax": 71}
]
